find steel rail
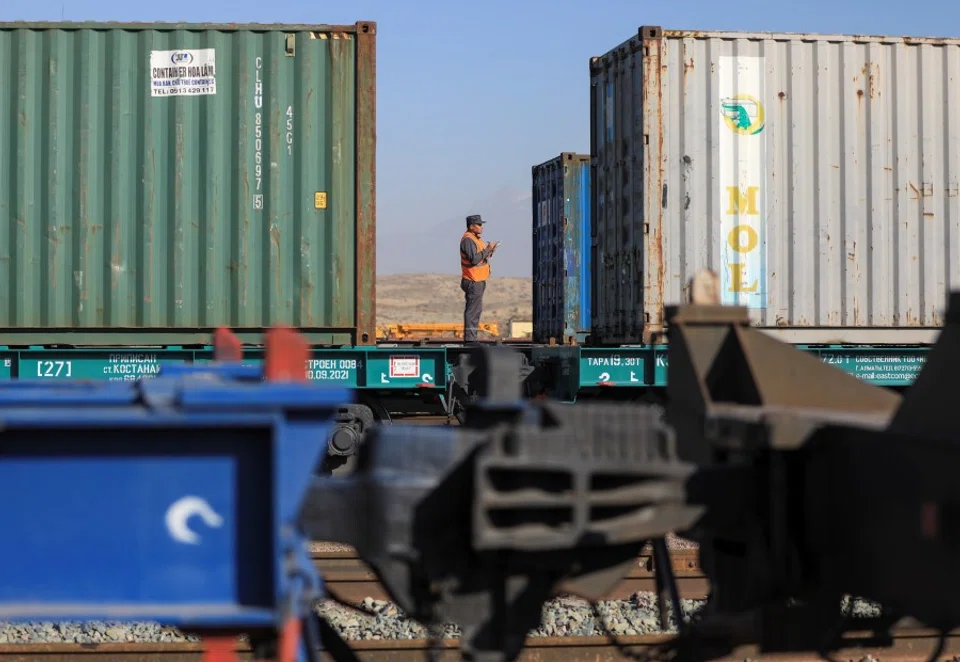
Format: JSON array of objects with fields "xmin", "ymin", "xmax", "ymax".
[
  {"xmin": 311, "ymin": 548, "xmax": 707, "ymax": 603},
  {"xmin": 1, "ymin": 629, "xmax": 957, "ymax": 662}
]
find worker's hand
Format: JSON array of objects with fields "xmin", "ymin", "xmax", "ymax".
[{"xmin": 488, "ymin": 241, "xmax": 501, "ymax": 253}]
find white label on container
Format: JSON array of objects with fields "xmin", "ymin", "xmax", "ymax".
[
  {"xmin": 718, "ymin": 55, "xmax": 767, "ymax": 309},
  {"xmin": 151, "ymin": 49, "xmax": 217, "ymax": 97},
  {"xmin": 389, "ymin": 356, "xmax": 420, "ymax": 378}
]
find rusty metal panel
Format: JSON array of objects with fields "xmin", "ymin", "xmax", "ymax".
[
  {"xmin": 590, "ymin": 26, "xmax": 960, "ymax": 346},
  {"xmin": 0, "ymin": 21, "xmax": 376, "ymax": 346},
  {"xmin": 532, "ymin": 153, "xmax": 591, "ymax": 345}
]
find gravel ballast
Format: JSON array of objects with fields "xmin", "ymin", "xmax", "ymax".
[
  {"xmin": 0, "ymin": 594, "xmax": 884, "ymax": 644},
  {"xmin": 317, "ymin": 594, "xmax": 706, "ymax": 640}
]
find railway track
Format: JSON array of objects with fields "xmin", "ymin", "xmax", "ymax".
[
  {"xmin": 2, "ymin": 629, "xmax": 958, "ymax": 662},
  {"xmin": 390, "ymin": 415, "xmax": 454, "ymax": 425},
  {"xmin": 312, "ymin": 547, "xmax": 708, "ymax": 603}
]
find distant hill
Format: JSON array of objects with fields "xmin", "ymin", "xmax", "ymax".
[{"xmin": 376, "ymin": 274, "xmax": 532, "ymax": 331}]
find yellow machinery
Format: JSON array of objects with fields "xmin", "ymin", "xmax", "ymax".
[
  {"xmin": 507, "ymin": 320, "xmax": 533, "ymax": 338},
  {"xmin": 377, "ymin": 322, "xmax": 500, "ymax": 341}
]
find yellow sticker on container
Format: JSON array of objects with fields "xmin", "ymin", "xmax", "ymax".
[{"xmin": 314, "ymin": 192, "xmax": 327, "ymax": 209}]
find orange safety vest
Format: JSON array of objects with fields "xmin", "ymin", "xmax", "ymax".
[{"xmin": 460, "ymin": 231, "xmax": 490, "ymax": 282}]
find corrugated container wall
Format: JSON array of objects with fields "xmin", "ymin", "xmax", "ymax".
[
  {"xmin": 0, "ymin": 22, "xmax": 376, "ymax": 346},
  {"xmin": 532, "ymin": 153, "xmax": 592, "ymax": 344},
  {"xmin": 590, "ymin": 26, "xmax": 960, "ymax": 346}
]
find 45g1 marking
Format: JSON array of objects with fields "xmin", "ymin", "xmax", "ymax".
[{"xmin": 286, "ymin": 105, "xmax": 294, "ymax": 156}]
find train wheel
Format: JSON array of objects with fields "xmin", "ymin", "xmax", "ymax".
[{"xmin": 319, "ymin": 394, "xmax": 392, "ymax": 477}]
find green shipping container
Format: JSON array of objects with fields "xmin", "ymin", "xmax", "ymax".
[{"xmin": 0, "ymin": 21, "xmax": 376, "ymax": 346}]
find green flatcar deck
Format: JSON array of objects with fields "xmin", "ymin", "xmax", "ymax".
[
  {"xmin": 0, "ymin": 346, "xmax": 449, "ymax": 390},
  {"xmin": 529, "ymin": 344, "xmax": 926, "ymax": 401},
  {"xmin": 0, "ymin": 343, "xmax": 927, "ymax": 397}
]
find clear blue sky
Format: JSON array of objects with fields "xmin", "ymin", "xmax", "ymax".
[{"xmin": 4, "ymin": 0, "xmax": 956, "ymax": 277}]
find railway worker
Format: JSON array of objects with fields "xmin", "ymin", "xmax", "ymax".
[{"xmin": 460, "ymin": 214, "xmax": 500, "ymax": 343}]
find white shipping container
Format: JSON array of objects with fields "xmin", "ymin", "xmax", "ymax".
[{"xmin": 590, "ymin": 26, "xmax": 960, "ymax": 346}]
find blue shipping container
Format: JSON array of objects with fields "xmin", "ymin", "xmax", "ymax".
[{"xmin": 532, "ymin": 153, "xmax": 592, "ymax": 344}]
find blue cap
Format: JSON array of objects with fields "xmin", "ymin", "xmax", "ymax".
[{"xmin": 466, "ymin": 214, "xmax": 484, "ymax": 227}]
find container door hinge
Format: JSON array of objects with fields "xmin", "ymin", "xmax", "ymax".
[{"xmin": 285, "ymin": 34, "xmax": 296, "ymax": 56}]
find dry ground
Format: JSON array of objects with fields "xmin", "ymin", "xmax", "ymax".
[{"xmin": 376, "ymin": 274, "xmax": 532, "ymax": 332}]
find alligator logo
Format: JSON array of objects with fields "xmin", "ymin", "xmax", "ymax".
[{"xmin": 721, "ymin": 95, "xmax": 765, "ymax": 135}]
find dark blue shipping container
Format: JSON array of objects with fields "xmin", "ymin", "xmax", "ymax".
[{"xmin": 532, "ymin": 153, "xmax": 592, "ymax": 344}]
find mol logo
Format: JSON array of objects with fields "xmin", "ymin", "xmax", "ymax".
[
  {"xmin": 718, "ymin": 56, "xmax": 767, "ymax": 308},
  {"xmin": 721, "ymin": 94, "xmax": 765, "ymax": 136},
  {"xmin": 724, "ymin": 186, "xmax": 761, "ymax": 294},
  {"xmin": 170, "ymin": 51, "xmax": 194, "ymax": 65}
]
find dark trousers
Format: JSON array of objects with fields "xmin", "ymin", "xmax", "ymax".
[{"xmin": 461, "ymin": 278, "xmax": 486, "ymax": 342}]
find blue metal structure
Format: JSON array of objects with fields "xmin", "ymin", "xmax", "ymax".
[
  {"xmin": 0, "ymin": 327, "xmax": 347, "ymax": 662},
  {"xmin": 532, "ymin": 153, "xmax": 592, "ymax": 345}
]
